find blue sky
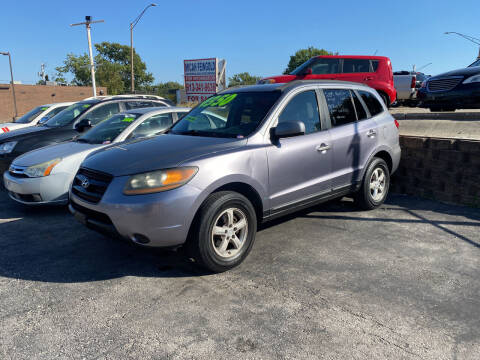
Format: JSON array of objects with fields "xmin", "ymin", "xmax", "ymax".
[{"xmin": 1, "ymin": 0, "xmax": 479, "ymax": 85}]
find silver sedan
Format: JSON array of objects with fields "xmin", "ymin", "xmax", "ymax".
[{"xmin": 3, "ymin": 107, "xmax": 189, "ymax": 205}]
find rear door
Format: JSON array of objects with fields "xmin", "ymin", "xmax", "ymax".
[
  {"xmin": 336, "ymin": 58, "xmax": 377, "ymax": 86},
  {"xmin": 320, "ymin": 88, "xmax": 378, "ymax": 189},
  {"xmin": 266, "ymin": 89, "xmax": 332, "ymax": 210}
]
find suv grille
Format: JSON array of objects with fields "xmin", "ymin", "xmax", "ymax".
[
  {"xmin": 427, "ymin": 77, "xmax": 463, "ymax": 92},
  {"xmin": 72, "ymin": 167, "xmax": 113, "ymax": 204}
]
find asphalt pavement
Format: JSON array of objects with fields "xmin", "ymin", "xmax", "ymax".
[{"xmin": 1, "ymin": 189, "xmax": 479, "ymax": 359}]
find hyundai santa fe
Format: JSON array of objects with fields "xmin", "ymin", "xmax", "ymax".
[{"xmin": 69, "ymin": 80, "xmax": 401, "ymax": 272}]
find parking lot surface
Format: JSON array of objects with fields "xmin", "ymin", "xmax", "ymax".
[{"xmin": 1, "ymin": 189, "xmax": 479, "ymax": 359}]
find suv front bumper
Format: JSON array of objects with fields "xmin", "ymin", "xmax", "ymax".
[{"xmin": 69, "ymin": 175, "xmax": 203, "ymax": 247}]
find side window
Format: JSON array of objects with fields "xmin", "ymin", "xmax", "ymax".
[
  {"xmin": 278, "ymin": 90, "xmax": 321, "ymax": 134},
  {"xmin": 371, "ymin": 60, "xmax": 379, "ymax": 72},
  {"xmin": 125, "ymin": 101, "xmax": 154, "ymax": 110},
  {"xmin": 310, "ymin": 59, "xmax": 340, "ymax": 75},
  {"xmin": 343, "ymin": 59, "xmax": 371, "ymax": 73},
  {"xmin": 351, "ymin": 92, "xmax": 368, "ymax": 120},
  {"xmin": 86, "ymin": 103, "xmax": 120, "ymax": 124},
  {"xmin": 359, "ymin": 91, "xmax": 384, "ymax": 117},
  {"xmin": 130, "ymin": 113, "xmax": 173, "ymax": 138},
  {"xmin": 151, "ymin": 101, "xmax": 167, "ymax": 107},
  {"xmin": 323, "ymin": 89, "xmax": 357, "ymax": 127}
]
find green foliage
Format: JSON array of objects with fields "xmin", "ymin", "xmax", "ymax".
[
  {"xmin": 153, "ymin": 81, "xmax": 184, "ymax": 102},
  {"xmin": 284, "ymin": 47, "xmax": 335, "ymax": 74},
  {"xmin": 228, "ymin": 72, "xmax": 262, "ymax": 87},
  {"xmin": 55, "ymin": 42, "xmax": 154, "ymax": 94}
]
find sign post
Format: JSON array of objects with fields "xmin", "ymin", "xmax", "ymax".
[{"xmin": 184, "ymin": 58, "xmax": 226, "ymax": 103}]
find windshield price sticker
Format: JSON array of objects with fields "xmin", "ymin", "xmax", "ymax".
[
  {"xmin": 82, "ymin": 104, "xmax": 91, "ymax": 108},
  {"xmin": 200, "ymin": 94, "xmax": 237, "ymax": 108},
  {"xmin": 41, "ymin": 107, "xmax": 49, "ymax": 111},
  {"xmin": 122, "ymin": 117, "xmax": 135, "ymax": 122}
]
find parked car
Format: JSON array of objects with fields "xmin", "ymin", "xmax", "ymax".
[
  {"xmin": 258, "ymin": 55, "xmax": 396, "ymax": 107},
  {"xmin": 3, "ymin": 107, "xmax": 189, "ymax": 205},
  {"xmin": 393, "ymin": 71, "xmax": 430, "ymax": 106},
  {"xmin": 69, "ymin": 80, "xmax": 401, "ymax": 272},
  {"xmin": 0, "ymin": 102, "xmax": 73, "ymax": 133},
  {"xmin": 417, "ymin": 60, "xmax": 480, "ymax": 111},
  {"xmin": 0, "ymin": 96, "xmax": 172, "ymax": 176}
]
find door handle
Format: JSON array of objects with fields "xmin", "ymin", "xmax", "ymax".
[
  {"xmin": 364, "ymin": 76, "xmax": 373, "ymax": 81},
  {"xmin": 367, "ymin": 129, "xmax": 377, "ymax": 138},
  {"xmin": 316, "ymin": 144, "xmax": 330, "ymax": 153}
]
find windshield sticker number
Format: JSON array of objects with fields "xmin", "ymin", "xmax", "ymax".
[
  {"xmin": 199, "ymin": 94, "xmax": 237, "ymax": 108},
  {"xmin": 82, "ymin": 104, "xmax": 91, "ymax": 108},
  {"xmin": 40, "ymin": 107, "xmax": 49, "ymax": 111},
  {"xmin": 122, "ymin": 117, "xmax": 135, "ymax": 122}
]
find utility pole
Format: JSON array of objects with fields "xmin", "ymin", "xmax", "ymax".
[
  {"xmin": 130, "ymin": 4, "xmax": 157, "ymax": 93},
  {"xmin": 71, "ymin": 16, "xmax": 104, "ymax": 98},
  {"xmin": 0, "ymin": 51, "xmax": 18, "ymax": 119}
]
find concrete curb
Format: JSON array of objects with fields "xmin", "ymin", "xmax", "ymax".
[{"xmin": 392, "ymin": 112, "xmax": 480, "ymax": 120}]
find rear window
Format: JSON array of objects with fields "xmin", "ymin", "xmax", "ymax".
[{"xmin": 359, "ymin": 91, "xmax": 384, "ymax": 117}]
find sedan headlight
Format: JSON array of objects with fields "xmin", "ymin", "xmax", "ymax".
[
  {"xmin": 463, "ymin": 75, "xmax": 480, "ymax": 84},
  {"xmin": 24, "ymin": 158, "xmax": 62, "ymax": 178},
  {"xmin": 124, "ymin": 167, "xmax": 198, "ymax": 195},
  {"xmin": 0, "ymin": 141, "xmax": 18, "ymax": 154}
]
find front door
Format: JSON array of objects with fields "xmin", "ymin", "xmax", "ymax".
[{"xmin": 267, "ymin": 90, "xmax": 332, "ymax": 210}]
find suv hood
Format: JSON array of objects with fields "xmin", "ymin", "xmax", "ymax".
[
  {"xmin": 13, "ymin": 141, "xmax": 101, "ymax": 167},
  {"xmin": 81, "ymin": 134, "xmax": 247, "ymax": 177},
  {"xmin": 430, "ymin": 66, "xmax": 480, "ymax": 79}
]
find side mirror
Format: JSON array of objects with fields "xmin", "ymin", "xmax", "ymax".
[
  {"xmin": 301, "ymin": 68, "xmax": 313, "ymax": 76},
  {"xmin": 38, "ymin": 116, "xmax": 49, "ymax": 125},
  {"xmin": 75, "ymin": 119, "xmax": 92, "ymax": 132},
  {"xmin": 271, "ymin": 121, "xmax": 305, "ymax": 139}
]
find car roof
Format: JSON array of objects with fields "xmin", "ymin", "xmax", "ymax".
[
  {"xmin": 118, "ymin": 106, "xmax": 190, "ymax": 116},
  {"xmin": 315, "ymin": 55, "xmax": 390, "ymax": 61},
  {"xmin": 220, "ymin": 80, "xmax": 373, "ymax": 94}
]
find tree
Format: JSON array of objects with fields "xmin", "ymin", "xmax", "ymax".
[
  {"xmin": 146, "ymin": 81, "xmax": 184, "ymax": 102},
  {"xmin": 228, "ymin": 72, "xmax": 262, "ymax": 87},
  {"xmin": 55, "ymin": 42, "xmax": 154, "ymax": 94},
  {"xmin": 284, "ymin": 47, "xmax": 335, "ymax": 74}
]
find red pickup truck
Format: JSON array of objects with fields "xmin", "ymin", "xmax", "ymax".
[{"xmin": 259, "ymin": 55, "xmax": 396, "ymax": 106}]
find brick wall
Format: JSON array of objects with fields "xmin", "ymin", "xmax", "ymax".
[
  {"xmin": 0, "ymin": 84, "xmax": 107, "ymax": 123},
  {"xmin": 391, "ymin": 136, "xmax": 480, "ymax": 207}
]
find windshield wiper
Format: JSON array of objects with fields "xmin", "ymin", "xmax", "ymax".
[
  {"xmin": 171, "ymin": 130, "xmax": 237, "ymax": 138},
  {"xmin": 75, "ymin": 138, "xmax": 90, "ymax": 143}
]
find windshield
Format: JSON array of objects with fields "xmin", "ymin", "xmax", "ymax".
[
  {"xmin": 469, "ymin": 59, "xmax": 480, "ymax": 67},
  {"xmin": 77, "ymin": 113, "xmax": 141, "ymax": 144},
  {"xmin": 290, "ymin": 58, "xmax": 317, "ymax": 75},
  {"xmin": 14, "ymin": 105, "xmax": 50, "ymax": 124},
  {"xmin": 170, "ymin": 92, "xmax": 281, "ymax": 138},
  {"xmin": 45, "ymin": 102, "xmax": 94, "ymax": 127}
]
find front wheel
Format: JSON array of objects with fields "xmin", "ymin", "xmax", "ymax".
[
  {"xmin": 187, "ymin": 191, "xmax": 257, "ymax": 273},
  {"xmin": 355, "ymin": 158, "xmax": 390, "ymax": 210}
]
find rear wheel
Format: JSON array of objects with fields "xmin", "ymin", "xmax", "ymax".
[
  {"xmin": 355, "ymin": 158, "xmax": 390, "ymax": 210},
  {"xmin": 187, "ymin": 191, "xmax": 257, "ymax": 273}
]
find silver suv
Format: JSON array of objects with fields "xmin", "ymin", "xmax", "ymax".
[{"xmin": 69, "ymin": 81, "xmax": 401, "ymax": 272}]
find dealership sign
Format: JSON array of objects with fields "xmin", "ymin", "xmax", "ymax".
[{"xmin": 184, "ymin": 58, "xmax": 226, "ymax": 102}]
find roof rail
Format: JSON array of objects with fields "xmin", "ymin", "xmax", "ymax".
[{"xmin": 83, "ymin": 94, "xmax": 167, "ymax": 101}]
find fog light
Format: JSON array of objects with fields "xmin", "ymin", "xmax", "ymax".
[{"xmin": 133, "ymin": 234, "xmax": 150, "ymax": 244}]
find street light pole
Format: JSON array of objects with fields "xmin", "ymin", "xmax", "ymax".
[
  {"xmin": 445, "ymin": 32, "xmax": 480, "ymax": 60},
  {"xmin": 0, "ymin": 51, "xmax": 18, "ymax": 119},
  {"xmin": 71, "ymin": 16, "xmax": 105, "ymax": 98},
  {"xmin": 130, "ymin": 3, "xmax": 157, "ymax": 93}
]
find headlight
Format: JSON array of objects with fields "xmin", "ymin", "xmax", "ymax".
[
  {"xmin": 0, "ymin": 141, "xmax": 18, "ymax": 154},
  {"xmin": 24, "ymin": 158, "xmax": 62, "ymax": 178},
  {"xmin": 123, "ymin": 167, "xmax": 198, "ymax": 195},
  {"xmin": 463, "ymin": 75, "xmax": 480, "ymax": 84}
]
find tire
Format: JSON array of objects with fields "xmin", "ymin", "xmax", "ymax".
[
  {"xmin": 355, "ymin": 158, "xmax": 390, "ymax": 210},
  {"xmin": 187, "ymin": 191, "xmax": 257, "ymax": 273}
]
